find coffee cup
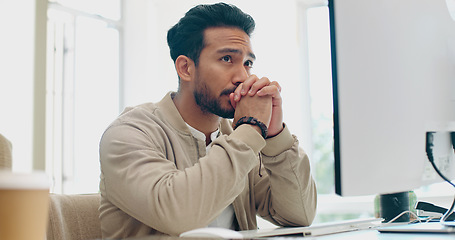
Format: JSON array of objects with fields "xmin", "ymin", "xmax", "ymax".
[{"xmin": 0, "ymin": 171, "xmax": 49, "ymax": 240}]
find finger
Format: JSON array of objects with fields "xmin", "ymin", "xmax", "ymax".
[
  {"xmin": 257, "ymin": 88, "xmax": 280, "ymax": 102},
  {"xmin": 248, "ymin": 77, "xmax": 271, "ymax": 96},
  {"xmin": 257, "ymin": 82, "xmax": 281, "ymax": 97},
  {"xmin": 258, "ymin": 88, "xmax": 282, "ymax": 107},
  {"xmin": 233, "ymin": 83, "xmax": 244, "ymax": 101},
  {"xmin": 272, "ymin": 81, "xmax": 282, "ymax": 92},
  {"xmin": 240, "ymin": 75, "xmax": 259, "ymax": 96}
]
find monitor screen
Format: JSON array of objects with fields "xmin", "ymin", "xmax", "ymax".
[{"xmin": 329, "ymin": 0, "xmax": 455, "ymax": 196}]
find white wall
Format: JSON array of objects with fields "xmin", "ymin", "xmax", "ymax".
[
  {"xmin": 123, "ymin": 0, "xmax": 313, "ymax": 149},
  {"xmin": 0, "ymin": 0, "xmax": 37, "ymax": 171}
]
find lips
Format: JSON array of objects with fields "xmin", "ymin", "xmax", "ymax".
[{"xmin": 220, "ymin": 87, "xmax": 237, "ymax": 97}]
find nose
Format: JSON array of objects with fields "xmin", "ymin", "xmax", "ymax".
[{"xmin": 232, "ymin": 65, "xmax": 249, "ymax": 86}]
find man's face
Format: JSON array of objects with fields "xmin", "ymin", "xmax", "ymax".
[{"xmin": 192, "ymin": 27, "xmax": 255, "ymax": 119}]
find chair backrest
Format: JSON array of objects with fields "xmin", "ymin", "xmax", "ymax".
[
  {"xmin": 0, "ymin": 133, "xmax": 12, "ymax": 170},
  {"xmin": 47, "ymin": 193, "xmax": 102, "ymax": 240}
]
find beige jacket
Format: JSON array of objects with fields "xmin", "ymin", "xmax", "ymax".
[{"xmin": 99, "ymin": 92, "xmax": 317, "ymax": 239}]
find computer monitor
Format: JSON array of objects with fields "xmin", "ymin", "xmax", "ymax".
[{"xmin": 328, "ymin": 0, "xmax": 455, "ymax": 197}]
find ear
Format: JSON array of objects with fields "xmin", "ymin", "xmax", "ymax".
[{"xmin": 175, "ymin": 55, "xmax": 195, "ymax": 82}]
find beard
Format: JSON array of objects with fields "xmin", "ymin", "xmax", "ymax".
[{"xmin": 193, "ymin": 74, "xmax": 236, "ymax": 119}]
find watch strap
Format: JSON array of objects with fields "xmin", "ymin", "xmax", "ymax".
[{"xmin": 234, "ymin": 116, "xmax": 268, "ymax": 139}]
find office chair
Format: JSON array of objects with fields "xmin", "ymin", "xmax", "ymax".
[
  {"xmin": 0, "ymin": 133, "xmax": 12, "ymax": 170},
  {"xmin": 47, "ymin": 193, "xmax": 102, "ymax": 240}
]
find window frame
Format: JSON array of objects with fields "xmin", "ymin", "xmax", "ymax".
[{"xmin": 45, "ymin": 1, "xmax": 123, "ymax": 193}]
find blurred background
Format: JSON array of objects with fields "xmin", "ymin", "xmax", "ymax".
[{"xmin": 1, "ymin": 0, "xmax": 451, "ymax": 226}]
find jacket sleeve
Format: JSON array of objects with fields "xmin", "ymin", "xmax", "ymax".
[
  {"xmin": 99, "ymin": 120, "xmax": 266, "ymax": 236},
  {"xmin": 254, "ymin": 124, "xmax": 317, "ymax": 227}
]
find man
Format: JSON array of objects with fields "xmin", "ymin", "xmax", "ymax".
[{"xmin": 99, "ymin": 2, "xmax": 317, "ymax": 238}]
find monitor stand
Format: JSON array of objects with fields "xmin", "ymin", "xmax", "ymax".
[{"xmin": 379, "ymin": 191, "xmax": 410, "ymax": 223}]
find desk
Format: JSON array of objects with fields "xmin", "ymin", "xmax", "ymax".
[
  {"xmin": 127, "ymin": 229, "xmax": 455, "ymax": 240},
  {"xmin": 313, "ymin": 229, "xmax": 455, "ymax": 240}
]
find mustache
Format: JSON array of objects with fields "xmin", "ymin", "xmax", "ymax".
[{"xmin": 220, "ymin": 87, "xmax": 238, "ymax": 97}]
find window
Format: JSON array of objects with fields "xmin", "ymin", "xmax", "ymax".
[
  {"xmin": 307, "ymin": 5, "xmax": 334, "ymax": 196},
  {"xmin": 46, "ymin": 0, "xmax": 122, "ymax": 193},
  {"xmin": 302, "ymin": 2, "xmax": 380, "ymax": 223}
]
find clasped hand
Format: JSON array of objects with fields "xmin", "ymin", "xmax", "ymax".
[{"xmin": 229, "ymin": 75, "xmax": 284, "ymax": 137}]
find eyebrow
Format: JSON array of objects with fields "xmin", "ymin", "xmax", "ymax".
[{"xmin": 217, "ymin": 48, "xmax": 256, "ymax": 60}]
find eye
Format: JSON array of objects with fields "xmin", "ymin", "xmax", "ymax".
[
  {"xmin": 221, "ymin": 56, "xmax": 232, "ymax": 63},
  {"xmin": 244, "ymin": 60, "xmax": 254, "ymax": 68}
]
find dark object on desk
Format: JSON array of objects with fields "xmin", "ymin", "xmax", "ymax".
[
  {"xmin": 379, "ymin": 192, "xmax": 410, "ymax": 222},
  {"xmin": 416, "ymin": 201, "xmax": 455, "ymax": 221}
]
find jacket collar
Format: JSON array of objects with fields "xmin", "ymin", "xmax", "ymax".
[{"xmin": 156, "ymin": 92, "xmax": 191, "ymax": 135}]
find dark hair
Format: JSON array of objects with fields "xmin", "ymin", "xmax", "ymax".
[{"xmin": 167, "ymin": 3, "xmax": 255, "ymax": 66}]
